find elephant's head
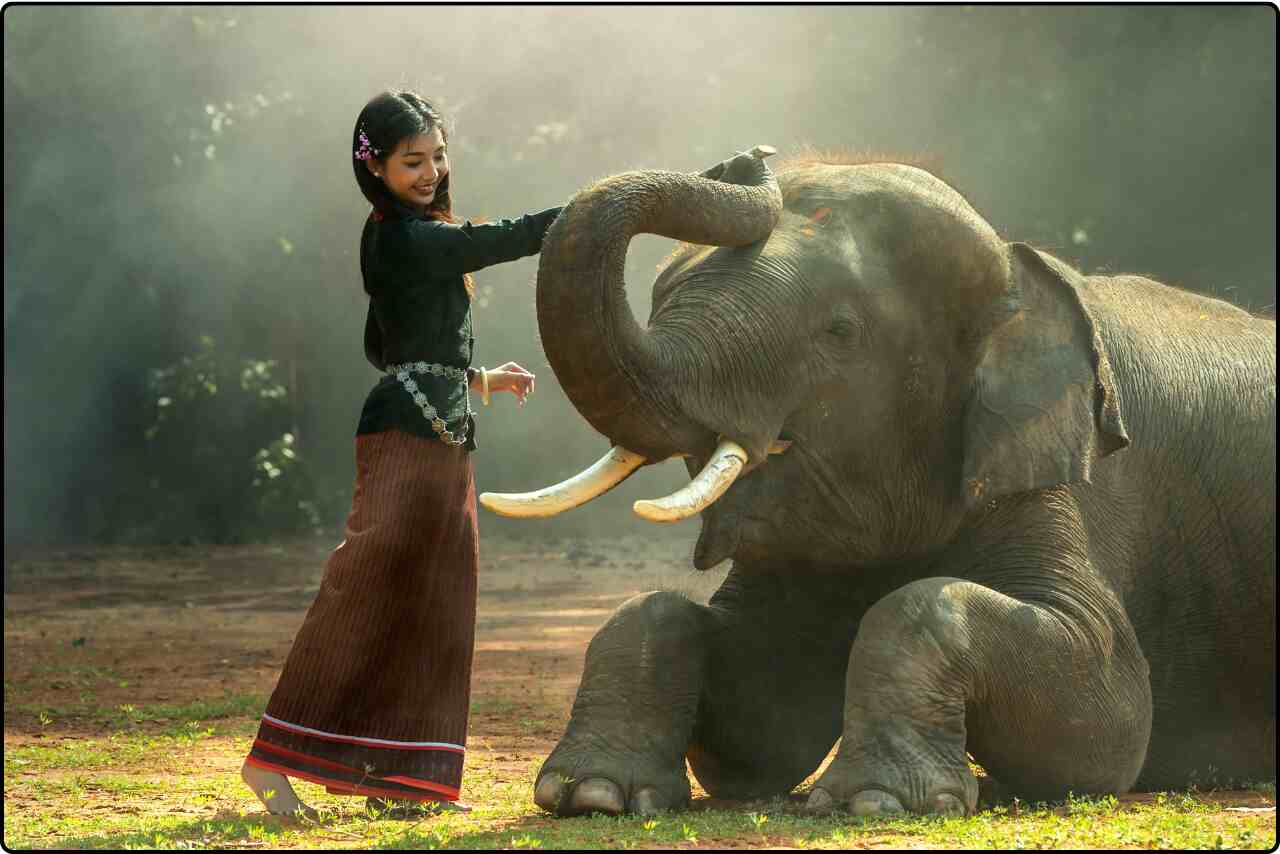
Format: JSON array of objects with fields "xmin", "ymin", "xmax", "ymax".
[{"xmin": 483, "ymin": 151, "xmax": 1129, "ymax": 570}]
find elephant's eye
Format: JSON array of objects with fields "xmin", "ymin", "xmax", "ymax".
[
  {"xmin": 828, "ymin": 318, "xmax": 857, "ymax": 338},
  {"xmin": 824, "ymin": 314, "xmax": 867, "ymax": 353}
]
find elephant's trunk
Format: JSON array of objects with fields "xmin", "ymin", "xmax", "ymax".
[{"xmin": 535, "ymin": 149, "xmax": 783, "ymax": 462}]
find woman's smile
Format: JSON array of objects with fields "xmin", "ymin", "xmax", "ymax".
[{"xmin": 371, "ymin": 127, "xmax": 449, "ymax": 212}]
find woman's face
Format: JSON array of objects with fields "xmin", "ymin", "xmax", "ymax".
[{"xmin": 369, "ymin": 126, "xmax": 449, "ymax": 211}]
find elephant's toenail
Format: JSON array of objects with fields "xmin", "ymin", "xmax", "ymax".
[
  {"xmin": 932, "ymin": 792, "xmax": 966, "ymax": 817},
  {"xmin": 632, "ymin": 787, "xmax": 663, "ymax": 816},
  {"xmin": 851, "ymin": 789, "xmax": 904, "ymax": 817},
  {"xmin": 534, "ymin": 774, "xmax": 568, "ymax": 813},
  {"xmin": 569, "ymin": 778, "xmax": 625, "ymax": 815},
  {"xmin": 805, "ymin": 787, "xmax": 835, "ymax": 813}
]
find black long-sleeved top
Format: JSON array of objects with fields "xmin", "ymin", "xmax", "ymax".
[{"xmin": 356, "ymin": 207, "xmax": 562, "ymax": 450}]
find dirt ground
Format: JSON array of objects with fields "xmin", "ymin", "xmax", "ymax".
[
  {"xmin": 2, "ymin": 530, "xmax": 731, "ymax": 720},
  {"xmin": 4, "ymin": 533, "xmax": 1275, "ymax": 849},
  {"xmin": 2, "ymin": 532, "xmax": 729, "ymax": 791}
]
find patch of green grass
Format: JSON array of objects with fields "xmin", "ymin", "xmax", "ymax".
[
  {"xmin": 8, "ymin": 812, "xmax": 312, "ymax": 851},
  {"xmin": 469, "ymin": 697, "xmax": 522, "ymax": 716},
  {"xmin": 4, "ymin": 718, "xmax": 259, "ymax": 774},
  {"xmin": 27, "ymin": 660, "xmax": 127, "ymax": 685},
  {"xmin": 517, "ymin": 717, "xmax": 556, "ymax": 736},
  {"xmin": 5, "ymin": 776, "xmax": 1275, "ymax": 850},
  {"xmin": 8, "ymin": 692, "xmax": 266, "ymax": 731},
  {"xmin": 4, "ymin": 770, "xmax": 236, "ymax": 820},
  {"xmin": 112, "ymin": 693, "xmax": 267, "ymax": 726},
  {"xmin": 300, "ymin": 795, "xmax": 1275, "ymax": 851},
  {"xmin": 348, "ymin": 785, "xmax": 1269, "ymax": 850},
  {"xmin": 4, "ymin": 705, "xmax": 1275, "ymax": 850}
]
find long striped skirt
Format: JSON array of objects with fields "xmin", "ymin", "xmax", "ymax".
[{"xmin": 244, "ymin": 429, "xmax": 478, "ymax": 803}]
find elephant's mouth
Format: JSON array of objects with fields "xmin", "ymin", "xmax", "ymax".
[
  {"xmin": 688, "ymin": 428, "xmax": 798, "ymax": 570},
  {"xmin": 477, "ymin": 435, "xmax": 793, "ymax": 523},
  {"xmin": 692, "ymin": 495, "xmax": 742, "ymax": 571}
]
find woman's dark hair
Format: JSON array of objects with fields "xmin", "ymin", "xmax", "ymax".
[{"xmin": 355, "ymin": 91, "xmax": 471, "ymax": 368}]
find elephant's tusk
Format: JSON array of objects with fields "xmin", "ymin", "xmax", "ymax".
[
  {"xmin": 633, "ymin": 438, "xmax": 748, "ymax": 523},
  {"xmin": 480, "ymin": 446, "xmax": 647, "ymax": 518}
]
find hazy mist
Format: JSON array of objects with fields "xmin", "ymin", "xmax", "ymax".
[{"xmin": 4, "ymin": 5, "xmax": 1275, "ymax": 548}]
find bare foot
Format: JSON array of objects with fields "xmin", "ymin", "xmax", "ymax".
[
  {"xmin": 240, "ymin": 760, "xmax": 319, "ymax": 820},
  {"xmin": 365, "ymin": 796, "xmax": 473, "ymax": 819}
]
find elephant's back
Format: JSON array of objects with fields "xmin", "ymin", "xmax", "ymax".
[
  {"xmin": 1080, "ymin": 272, "xmax": 1275, "ymax": 586},
  {"xmin": 1080, "ymin": 273, "xmax": 1275, "ymax": 455},
  {"xmin": 1083, "ymin": 274, "xmax": 1274, "ymax": 543},
  {"xmin": 1078, "ymin": 274, "xmax": 1275, "ymax": 787}
]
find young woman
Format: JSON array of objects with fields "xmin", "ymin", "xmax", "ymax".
[{"xmin": 239, "ymin": 90, "xmax": 560, "ymax": 819}]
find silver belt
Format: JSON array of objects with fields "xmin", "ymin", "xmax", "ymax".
[{"xmin": 386, "ymin": 361, "xmax": 472, "ymax": 446}]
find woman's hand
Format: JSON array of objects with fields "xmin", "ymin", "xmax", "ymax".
[{"xmin": 480, "ymin": 361, "xmax": 536, "ymax": 406}]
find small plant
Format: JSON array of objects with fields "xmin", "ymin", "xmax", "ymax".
[
  {"xmin": 511, "ymin": 834, "xmax": 543, "ymax": 849},
  {"xmin": 1065, "ymin": 791, "xmax": 1119, "ymax": 816},
  {"xmin": 38, "ymin": 711, "xmax": 53, "ymax": 728},
  {"xmin": 681, "ymin": 822, "xmax": 699, "ymax": 843},
  {"xmin": 749, "ymin": 811, "xmax": 769, "ymax": 830}
]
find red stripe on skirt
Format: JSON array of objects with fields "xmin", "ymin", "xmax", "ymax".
[
  {"xmin": 253, "ymin": 738, "xmax": 361, "ymax": 775},
  {"xmin": 244, "ymin": 755, "xmax": 460, "ymax": 802}
]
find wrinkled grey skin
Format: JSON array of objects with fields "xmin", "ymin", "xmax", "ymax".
[{"xmin": 528, "ymin": 152, "xmax": 1276, "ymax": 818}]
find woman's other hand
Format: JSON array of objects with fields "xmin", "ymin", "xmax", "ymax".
[{"xmin": 487, "ymin": 361, "xmax": 536, "ymax": 406}]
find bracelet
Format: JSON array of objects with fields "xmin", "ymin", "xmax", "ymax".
[{"xmin": 481, "ymin": 367, "xmax": 490, "ymax": 406}]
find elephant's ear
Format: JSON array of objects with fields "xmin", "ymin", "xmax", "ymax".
[{"xmin": 960, "ymin": 243, "xmax": 1129, "ymax": 507}]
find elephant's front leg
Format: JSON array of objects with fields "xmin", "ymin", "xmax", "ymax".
[
  {"xmin": 534, "ymin": 591, "xmax": 709, "ymax": 816},
  {"xmin": 535, "ymin": 568, "xmax": 862, "ymax": 816},
  {"xmin": 808, "ymin": 576, "xmax": 1153, "ymax": 817}
]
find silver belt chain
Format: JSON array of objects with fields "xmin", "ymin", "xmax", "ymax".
[{"xmin": 386, "ymin": 361, "xmax": 472, "ymax": 446}]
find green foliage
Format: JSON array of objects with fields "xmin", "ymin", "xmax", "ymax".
[
  {"xmin": 252, "ymin": 433, "xmax": 323, "ymax": 533},
  {"xmin": 136, "ymin": 335, "xmax": 323, "ymax": 542}
]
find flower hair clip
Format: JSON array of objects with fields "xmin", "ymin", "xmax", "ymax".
[{"xmin": 354, "ymin": 127, "xmax": 379, "ymax": 161}]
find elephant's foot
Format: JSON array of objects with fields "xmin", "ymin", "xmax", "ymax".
[
  {"xmin": 804, "ymin": 719, "xmax": 976, "ymax": 817},
  {"xmin": 532, "ymin": 592, "xmax": 708, "ymax": 817},
  {"xmin": 803, "ymin": 579, "xmax": 983, "ymax": 817},
  {"xmin": 534, "ymin": 740, "xmax": 691, "ymax": 816}
]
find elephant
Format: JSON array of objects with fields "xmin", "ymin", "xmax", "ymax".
[{"xmin": 480, "ymin": 147, "xmax": 1276, "ymax": 817}]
